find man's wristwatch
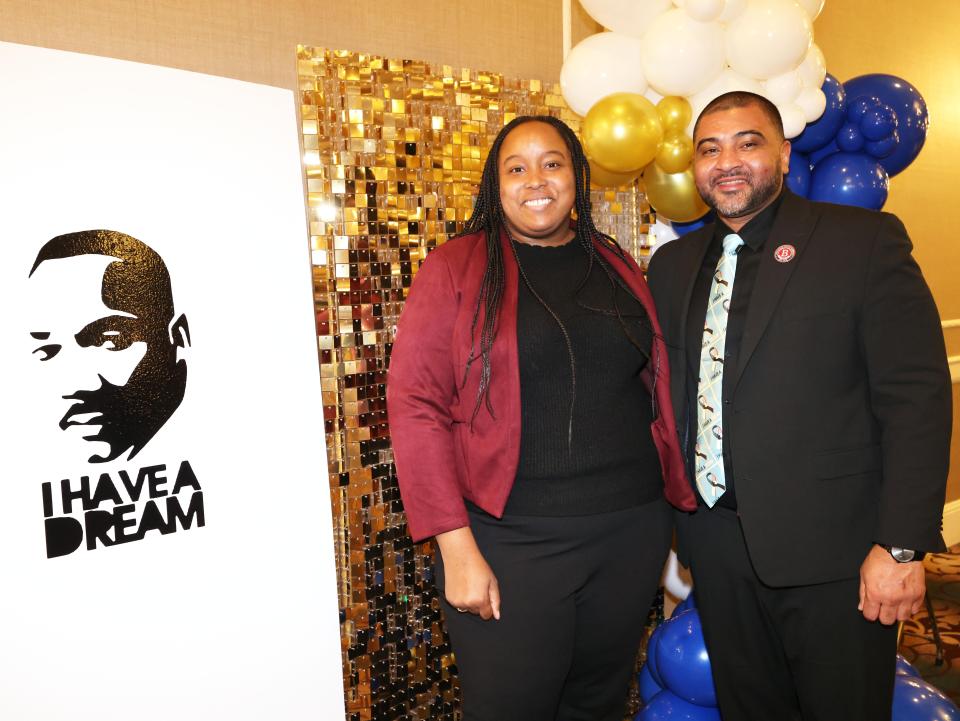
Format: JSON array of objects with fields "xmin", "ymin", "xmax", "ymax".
[{"xmin": 879, "ymin": 544, "xmax": 925, "ymax": 563}]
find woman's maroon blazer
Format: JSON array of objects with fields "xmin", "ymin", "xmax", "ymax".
[{"xmin": 387, "ymin": 228, "xmax": 696, "ymax": 541}]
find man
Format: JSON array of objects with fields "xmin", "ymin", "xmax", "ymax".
[
  {"xmin": 27, "ymin": 229, "xmax": 190, "ymax": 464},
  {"xmin": 647, "ymin": 92, "xmax": 951, "ymax": 720}
]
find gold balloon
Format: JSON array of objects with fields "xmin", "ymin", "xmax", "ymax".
[
  {"xmin": 654, "ymin": 131, "xmax": 694, "ymax": 174},
  {"xmin": 582, "ymin": 93, "xmax": 663, "ymax": 174},
  {"xmin": 589, "ymin": 160, "xmax": 640, "ymax": 189},
  {"xmin": 642, "ymin": 162, "xmax": 710, "ymax": 223},
  {"xmin": 656, "ymin": 96, "xmax": 693, "ymax": 133}
]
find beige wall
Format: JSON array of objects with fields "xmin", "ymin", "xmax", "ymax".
[
  {"xmin": 2, "ymin": 0, "xmax": 957, "ymax": 496},
  {"xmin": 0, "ymin": 0, "xmax": 582, "ymax": 90}
]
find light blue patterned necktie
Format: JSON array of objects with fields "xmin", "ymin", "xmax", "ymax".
[{"xmin": 695, "ymin": 233, "xmax": 744, "ymax": 507}]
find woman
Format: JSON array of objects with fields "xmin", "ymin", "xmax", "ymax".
[{"xmin": 387, "ymin": 115, "xmax": 695, "ymax": 721}]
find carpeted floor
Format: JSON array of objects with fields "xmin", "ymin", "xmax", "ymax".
[{"xmin": 899, "ymin": 546, "xmax": 960, "ymax": 702}]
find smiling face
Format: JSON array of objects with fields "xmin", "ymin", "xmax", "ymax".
[
  {"xmin": 693, "ymin": 102, "xmax": 791, "ymax": 232},
  {"xmin": 497, "ymin": 121, "xmax": 577, "ymax": 246}
]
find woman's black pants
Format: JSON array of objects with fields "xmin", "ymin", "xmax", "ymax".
[{"xmin": 436, "ymin": 498, "xmax": 672, "ymax": 721}]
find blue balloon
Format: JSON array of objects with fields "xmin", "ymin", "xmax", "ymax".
[
  {"xmin": 843, "ymin": 73, "xmax": 929, "ymax": 176},
  {"xmin": 646, "ymin": 622, "xmax": 666, "ymax": 687},
  {"xmin": 861, "ymin": 104, "xmax": 898, "ymax": 141},
  {"xmin": 635, "ymin": 690, "xmax": 721, "ymax": 721},
  {"xmin": 892, "ymin": 675, "xmax": 960, "ymax": 720},
  {"xmin": 846, "ymin": 95, "xmax": 878, "ymax": 124},
  {"xmin": 785, "ymin": 151, "xmax": 811, "ymax": 197},
  {"xmin": 639, "ymin": 665, "xmax": 663, "ymax": 704},
  {"xmin": 865, "ymin": 130, "xmax": 899, "ymax": 160},
  {"xmin": 792, "ymin": 74, "xmax": 847, "ymax": 154},
  {"xmin": 809, "ymin": 152, "xmax": 889, "ymax": 210},
  {"xmin": 895, "ymin": 654, "xmax": 921, "ymax": 678},
  {"xmin": 836, "ymin": 122, "xmax": 865, "ymax": 153},
  {"xmin": 672, "ymin": 212, "xmax": 713, "ymax": 237},
  {"xmin": 656, "ymin": 609, "xmax": 717, "ymax": 707},
  {"xmin": 809, "ymin": 139, "xmax": 839, "ymax": 167}
]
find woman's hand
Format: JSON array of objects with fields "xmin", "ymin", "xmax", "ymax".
[{"xmin": 435, "ymin": 527, "xmax": 501, "ymax": 620}]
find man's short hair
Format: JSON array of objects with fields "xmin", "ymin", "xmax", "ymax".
[{"xmin": 693, "ymin": 91, "xmax": 785, "ymax": 141}]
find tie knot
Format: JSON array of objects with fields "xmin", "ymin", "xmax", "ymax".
[{"xmin": 722, "ymin": 233, "xmax": 744, "ymax": 256}]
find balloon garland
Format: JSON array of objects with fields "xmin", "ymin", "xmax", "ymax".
[{"xmin": 562, "ymin": 0, "xmax": 929, "ymax": 220}]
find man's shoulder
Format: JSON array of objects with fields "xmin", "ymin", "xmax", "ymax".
[
  {"xmin": 791, "ymin": 193, "xmax": 898, "ymax": 234},
  {"xmin": 649, "ymin": 226, "xmax": 712, "ymax": 272}
]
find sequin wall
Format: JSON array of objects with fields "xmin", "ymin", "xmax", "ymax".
[{"xmin": 297, "ymin": 46, "xmax": 653, "ymax": 721}]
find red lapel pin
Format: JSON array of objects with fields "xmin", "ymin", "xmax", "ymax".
[{"xmin": 774, "ymin": 244, "xmax": 796, "ymax": 263}]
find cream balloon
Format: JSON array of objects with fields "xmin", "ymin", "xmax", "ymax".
[
  {"xmin": 684, "ymin": 0, "xmax": 725, "ymax": 22},
  {"xmin": 641, "ymin": 9, "xmax": 726, "ymax": 97},
  {"xmin": 777, "ymin": 102, "xmax": 807, "ymax": 138},
  {"xmin": 687, "ymin": 67, "xmax": 764, "ymax": 136},
  {"xmin": 560, "ymin": 32, "xmax": 648, "ymax": 117},
  {"xmin": 796, "ymin": 44, "xmax": 827, "ymax": 89},
  {"xmin": 725, "ymin": 0, "xmax": 813, "ymax": 80},
  {"xmin": 794, "ymin": 0, "xmax": 825, "ymax": 20},
  {"xmin": 580, "ymin": 0, "xmax": 673, "ymax": 37},
  {"xmin": 717, "ymin": 0, "xmax": 747, "ymax": 21},
  {"xmin": 763, "ymin": 68, "xmax": 802, "ymax": 106},
  {"xmin": 644, "ymin": 87, "xmax": 665, "ymax": 106},
  {"xmin": 795, "ymin": 85, "xmax": 827, "ymax": 122}
]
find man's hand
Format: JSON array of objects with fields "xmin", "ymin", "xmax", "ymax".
[
  {"xmin": 859, "ymin": 544, "xmax": 925, "ymax": 624},
  {"xmin": 435, "ymin": 527, "xmax": 501, "ymax": 621}
]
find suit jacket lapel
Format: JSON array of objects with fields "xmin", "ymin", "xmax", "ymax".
[
  {"xmin": 678, "ymin": 228, "xmax": 715, "ymax": 378},
  {"xmin": 733, "ymin": 192, "xmax": 820, "ymax": 391}
]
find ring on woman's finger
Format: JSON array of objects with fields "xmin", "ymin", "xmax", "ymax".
[{"xmin": 455, "ymin": 607, "xmax": 468, "ymax": 613}]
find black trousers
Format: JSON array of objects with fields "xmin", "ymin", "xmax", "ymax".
[
  {"xmin": 680, "ymin": 506, "xmax": 897, "ymax": 721},
  {"xmin": 437, "ymin": 499, "xmax": 672, "ymax": 721}
]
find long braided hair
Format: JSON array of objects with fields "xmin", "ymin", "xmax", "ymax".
[{"xmin": 460, "ymin": 114, "xmax": 655, "ymax": 430}]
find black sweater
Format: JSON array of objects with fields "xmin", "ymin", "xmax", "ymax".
[{"xmin": 503, "ymin": 238, "xmax": 662, "ymax": 516}]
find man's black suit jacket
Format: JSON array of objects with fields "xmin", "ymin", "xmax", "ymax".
[{"xmin": 647, "ymin": 191, "xmax": 952, "ymax": 587}]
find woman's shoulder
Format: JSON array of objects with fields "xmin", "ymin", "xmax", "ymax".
[
  {"xmin": 419, "ymin": 229, "xmax": 488, "ymax": 276},
  {"xmin": 429, "ymin": 228, "xmax": 486, "ymax": 258}
]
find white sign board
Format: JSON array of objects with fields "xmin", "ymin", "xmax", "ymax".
[{"xmin": 0, "ymin": 41, "xmax": 345, "ymax": 720}]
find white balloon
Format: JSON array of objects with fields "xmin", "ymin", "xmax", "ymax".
[
  {"xmin": 649, "ymin": 218, "xmax": 680, "ymax": 254},
  {"xmin": 641, "ymin": 9, "xmax": 726, "ymax": 97},
  {"xmin": 687, "ymin": 66, "xmax": 765, "ymax": 136},
  {"xmin": 560, "ymin": 32, "xmax": 648, "ymax": 117},
  {"xmin": 644, "ymin": 87, "xmax": 665, "ymax": 106},
  {"xmin": 795, "ymin": 85, "xmax": 827, "ymax": 122},
  {"xmin": 684, "ymin": 0, "xmax": 725, "ymax": 22},
  {"xmin": 796, "ymin": 44, "xmax": 827, "ymax": 89},
  {"xmin": 718, "ymin": 0, "xmax": 747, "ymax": 21},
  {"xmin": 726, "ymin": 0, "xmax": 813, "ymax": 80},
  {"xmin": 778, "ymin": 102, "xmax": 807, "ymax": 138},
  {"xmin": 763, "ymin": 68, "xmax": 802, "ymax": 106},
  {"xmin": 661, "ymin": 549, "xmax": 693, "ymax": 600},
  {"xmin": 794, "ymin": 0, "xmax": 825, "ymax": 20},
  {"xmin": 579, "ymin": 0, "xmax": 673, "ymax": 37}
]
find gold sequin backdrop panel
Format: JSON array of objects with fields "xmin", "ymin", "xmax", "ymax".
[{"xmin": 297, "ymin": 47, "xmax": 652, "ymax": 721}]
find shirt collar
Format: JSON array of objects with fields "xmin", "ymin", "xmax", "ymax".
[{"xmin": 713, "ymin": 188, "xmax": 786, "ymax": 252}]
